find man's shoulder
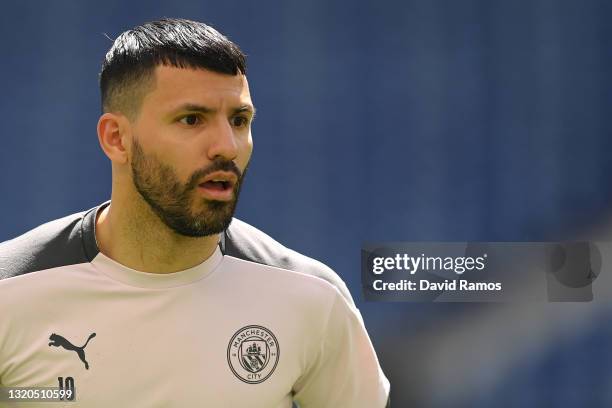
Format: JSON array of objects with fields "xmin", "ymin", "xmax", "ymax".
[
  {"xmin": 223, "ymin": 218, "xmax": 355, "ymax": 306},
  {"xmin": 0, "ymin": 207, "xmax": 98, "ymax": 280},
  {"xmin": 0, "ymin": 204, "xmax": 356, "ymax": 306}
]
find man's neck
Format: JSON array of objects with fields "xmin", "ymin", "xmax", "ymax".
[{"xmin": 95, "ymin": 197, "xmax": 220, "ymax": 274}]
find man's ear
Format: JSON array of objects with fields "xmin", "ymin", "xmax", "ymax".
[{"xmin": 97, "ymin": 112, "xmax": 130, "ymax": 164}]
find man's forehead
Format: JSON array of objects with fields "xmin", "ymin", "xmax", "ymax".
[{"xmin": 150, "ymin": 65, "xmax": 252, "ymax": 103}]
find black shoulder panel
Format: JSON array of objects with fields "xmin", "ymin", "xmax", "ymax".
[
  {"xmin": 0, "ymin": 206, "xmax": 100, "ymax": 280},
  {"xmin": 222, "ymin": 218, "xmax": 355, "ymax": 306}
]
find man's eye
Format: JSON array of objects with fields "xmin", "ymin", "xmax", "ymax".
[
  {"xmin": 179, "ymin": 115, "xmax": 200, "ymax": 126},
  {"xmin": 231, "ymin": 116, "xmax": 249, "ymax": 128}
]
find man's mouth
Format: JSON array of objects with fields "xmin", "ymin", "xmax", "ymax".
[
  {"xmin": 196, "ymin": 171, "xmax": 238, "ymax": 201},
  {"xmin": 199, "ymin": 180, "xmax": 231, "ymax": 190}
]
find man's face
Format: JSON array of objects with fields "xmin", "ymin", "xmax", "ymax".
[{"xmin": 128, "ymin": 65, "xmax": 254, "ymax": 237}]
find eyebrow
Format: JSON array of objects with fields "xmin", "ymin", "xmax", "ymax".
[{"xmin": 173, "ymin": 103, "xmax": 256, "ymax": 118}]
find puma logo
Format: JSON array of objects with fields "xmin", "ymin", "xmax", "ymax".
[{"xmin": 49, "ymin": 333, "xmax": 96, "ymax": 370}]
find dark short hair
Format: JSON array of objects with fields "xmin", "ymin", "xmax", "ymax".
[{"xmin": 99, "ymin": 18, "xmax": 247, "ymax": 118}]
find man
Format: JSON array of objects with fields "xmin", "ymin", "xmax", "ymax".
[{"xmin": 0, "ymin": 18, "xmax": 389, "ymax": 407}]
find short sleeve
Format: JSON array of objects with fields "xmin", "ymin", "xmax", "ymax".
[{"xmin": 292, "ymin": 290, "xmax": 390, "ymax": 408}]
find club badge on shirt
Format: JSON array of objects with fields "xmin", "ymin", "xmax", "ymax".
[{"xmin": 227, "ymin": 325, "xmax": 279, "ymax": 384}]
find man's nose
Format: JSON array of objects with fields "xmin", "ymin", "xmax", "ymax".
[{"xmin": 207, "ymin": 117, "xmax": 238, "ymax": 161}]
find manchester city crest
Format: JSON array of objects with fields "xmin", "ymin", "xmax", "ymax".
[{"xmin": 227, "ymin": 325, "xmax": 279, "ymax": 384}]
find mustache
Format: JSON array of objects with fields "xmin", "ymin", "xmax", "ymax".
[{"xmin": 185, "ymin": 160, "xmax": 243, "ymax": 190}]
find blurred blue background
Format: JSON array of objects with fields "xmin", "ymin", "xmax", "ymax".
[{"xmin": 2, "ymin": 0, "xmax": 612, "ymax": 406}]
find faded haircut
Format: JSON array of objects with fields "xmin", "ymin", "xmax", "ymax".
[{"xmin": 99, "ymin": 18, "xmax": 247, "ymax": 119}]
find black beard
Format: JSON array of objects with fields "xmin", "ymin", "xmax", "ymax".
[{"xmin": 130, "ymin": 139, "xmax": 246, "ymax": 237}]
